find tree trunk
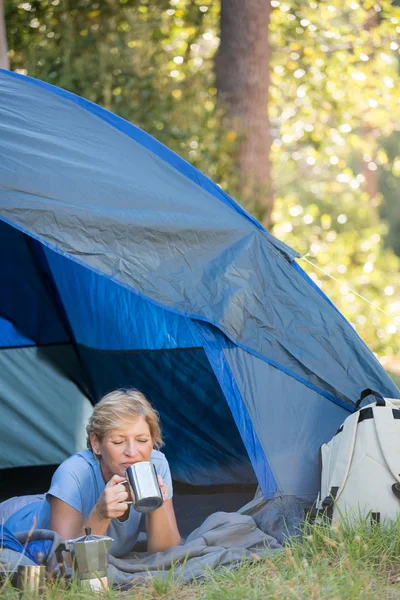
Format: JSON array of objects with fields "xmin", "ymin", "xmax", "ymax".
[
  {"xmin": 216, "ymin": 0, "xmax": 272, "ymax": 226},
  {"xmin": 0, "ymin": 0, "xmax": 9, "ymax": 70}
]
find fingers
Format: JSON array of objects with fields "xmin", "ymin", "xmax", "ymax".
[
  {"xmin": 96, "ymin": 475, "xmax": 135, "ymax": 519},
  {"xmin": 104, "ymin": 481, "xmax": 129, "ymax": 507},
  {"xmin": 103, "ymin": 491, "xmax": 130, "ymax": 518},
  {"xmin": 113, "ymin": 502, "xmax": 130, "ymax": 514},
  {"xmin": 114, "ymin": 489, "xmax": 129, "ymax": 503},
  {"xmin": 157, "ymin": 475, "xmax": 169, "ymax": 502},
  {"xmin": 106, "ymin": 502, "xmax": 129, "ymax": 519},
  {"xmin": 104, "ymin": 486, "xmax": 129, "ymax": 503},
  {"xmin": 107, "ymin": 474, "xmax": 127, "ymax": 487}
]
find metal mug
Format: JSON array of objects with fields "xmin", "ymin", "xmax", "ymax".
[
  {"xmin": 125, "ymin": 461, "xmax": 163, "ymax": 513},
  {"xmin": 12, "ymin": 565, "xmax": 47, "ymax": 594}
]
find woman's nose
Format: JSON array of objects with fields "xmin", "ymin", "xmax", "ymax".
[{"xmin": 124, "ymin": 441, "xmax": 139, "ymax": 456}]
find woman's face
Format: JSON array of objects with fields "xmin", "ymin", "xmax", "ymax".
[{"xmin": 91, "ymin": 416, "xmax": 153, "ymax": 482}]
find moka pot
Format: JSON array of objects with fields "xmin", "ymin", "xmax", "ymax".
[{"xmin": 55, "ymin": 528, "xmax": 113, "ymax": 592}]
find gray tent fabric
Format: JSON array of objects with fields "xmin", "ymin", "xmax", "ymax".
[
  {"xmin": 223, "ymin": 346, "xmax": 350, "ymax": 497},
  {"xmin": 107, "ymin": 511, "xmax": 281, "ymax": 587},
  {"xmin": 0, "ymin": 346, "xmax": 93, "ymax": 469}
]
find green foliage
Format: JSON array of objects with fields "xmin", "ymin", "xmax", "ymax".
[
  {"xmin": 269, "ymin": 0, "xmax": 400, "ymax": 357},
  {"xmin": 5, "ymin": 0, "xmax": 400, "ymax": 357}
]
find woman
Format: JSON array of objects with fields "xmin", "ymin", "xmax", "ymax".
[{"xmin": 6, "ymin": 389, "xmax": 181, "ymax": 557}]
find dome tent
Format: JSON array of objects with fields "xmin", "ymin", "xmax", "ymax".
[{"xmin": 0, "ymin": 69, "xmax": 398, "ymax": 531}]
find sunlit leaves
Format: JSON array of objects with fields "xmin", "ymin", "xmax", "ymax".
[{"xmin": 268, "ymin": 0, "xmax": 400, "ymax": 357}]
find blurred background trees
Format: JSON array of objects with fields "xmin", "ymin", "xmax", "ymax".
[{"xmin": 3, "ymin": 0, "xmax": 400, "ymax": 362}]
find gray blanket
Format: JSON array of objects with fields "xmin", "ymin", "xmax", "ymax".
[{"xmin": 108, "ymin": 511, "xmax": 281, "ymax": 587}]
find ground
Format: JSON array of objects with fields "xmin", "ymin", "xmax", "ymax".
[{"xmin": 2, "ymin": 517, "xmax": 400, "ymax": 599}]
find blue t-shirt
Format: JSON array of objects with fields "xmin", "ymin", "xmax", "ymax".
[{"xmin": 6, "ymin": 449, "xmax": 173, "ymax": 557}]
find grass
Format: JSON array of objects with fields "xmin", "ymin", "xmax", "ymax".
[{"xmin": 2, "ymin": 517, "xmax": 400, "ymax": 599}]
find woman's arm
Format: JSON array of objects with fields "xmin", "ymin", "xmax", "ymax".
[
  {"xmin": 146, "ymin": 497, "xmax": 181, "ymax": 554},
  {"xmin": 50, "ymin": 496, "xmax": 112, "ymax": 538},
  {"xmin": 50, "ymin": 497, "xmax": 85, "ymax": 539},
  {"xmin": 50, "ymin": 474, "xmax": 129, "ymax": 538}
]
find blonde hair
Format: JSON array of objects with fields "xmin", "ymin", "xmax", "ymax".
[{"xmin": 86, "ymin": 389, "xmax": 163, "ymax": 451}]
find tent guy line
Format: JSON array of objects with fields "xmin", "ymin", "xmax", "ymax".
[{"xmin": 300, "ymin": 254, "xmax": 400, "ymax": 325}]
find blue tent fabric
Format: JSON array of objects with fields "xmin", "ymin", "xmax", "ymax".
[
  {"xmin": 0, "ymin": 220, "xmax": 68, "ymax": 347},
  {"xmin": 41, "ymin": 241, "xmax": 201, "ymax": 351},
  {"xmin": 77, "ymin": 345, "xmax": 257, "ymax": 486},
  {"xmin": 0, "ymin": 69, "xmax": 398, "ymax": 502},
  {"xmin": 193, "ymin": 321, "xmax": 277, "ymax": 497}
]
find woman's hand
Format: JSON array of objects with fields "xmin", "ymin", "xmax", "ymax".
[
  {"xmin": 158, "ymin": 475, "xmax": 169, "ymax": 503},
  {"xmin": 146, "ymin": 478, "xmax": 181, "ymax": 553},
  {"xmin": 94, "ymin": 474, "xmax": 130, "ymax": 520}
]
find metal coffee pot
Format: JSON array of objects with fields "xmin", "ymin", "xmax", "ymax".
[
  {"xmin": 56, "ymin": 528, "xmax": 113, "ymax": 591},
  {"xmin": 125, "ymin": 461, "xmax": 163, "ymax": 513}
]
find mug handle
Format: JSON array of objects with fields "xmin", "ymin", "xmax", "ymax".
[{"xmin": 120, "ymin": 479, "xmax": 135, "ymax": 505}]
